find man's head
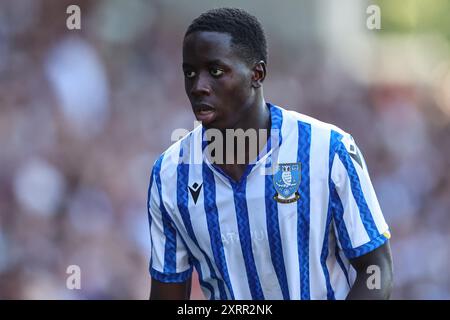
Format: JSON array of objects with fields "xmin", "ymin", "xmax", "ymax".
[{"xmin": 183, "ymin": 8, "xmax": 268, "ymax": 130}]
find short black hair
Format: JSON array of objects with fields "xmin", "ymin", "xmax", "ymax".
[{"xmin": 185, "ymin": 8, "xmax": 268, "ymax": 66}]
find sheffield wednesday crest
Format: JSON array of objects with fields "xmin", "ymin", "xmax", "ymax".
[{"xmin": 273, "ymin": 162, "xmax": 301, "ymax": 203}]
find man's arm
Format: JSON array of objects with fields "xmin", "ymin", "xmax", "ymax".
[
  {"xmin": 149, "ymin": 277, "xmax": 192, "ymax": 300},
  {"xmin": 346, "ymin": 241, "xmax": 393, "ymax": 300}
]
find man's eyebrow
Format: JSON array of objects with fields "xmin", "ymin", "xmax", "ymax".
[
  {"xmin": 207, "ymin": 59, "xmax": 228, "ymax": 66},
  {"xmin": 182, "ymin": 60, "xmax": 229, "ymax": 69}
]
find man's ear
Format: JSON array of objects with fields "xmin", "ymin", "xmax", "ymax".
[{"xmin": 251, "ymin": 61, "xmax": 266, "ymax": 88}]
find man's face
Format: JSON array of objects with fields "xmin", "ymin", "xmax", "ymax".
[{"xmin": 183, "ymin": 31, "xmax": 255, "ymax": 130}]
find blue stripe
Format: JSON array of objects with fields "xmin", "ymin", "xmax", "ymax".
[
  {"xmin": 331, "ymin": 179, "xmax": 353, "ymax": 252},
  {"xmin": 335, "ymin": 136, "xmax": 379, "ymax": 240},
  {"xmin": 147, "ymin": 165, "xmax": 155, "ymax": 240},
  {"xmin": 202, "ymin": 163, "xmax": 235, "ymax": 299},
  {"xmin": 265, "ymin": 173, "xmax": 290, "ymax": 299},
  {"xmin": 297, "ymin": 122, "xmax": 311, "ymax": 300},
  {"xmin": 154, "ymin": 155, "xmax": 177, "ymax": 274},
  {"xmin": 150, "ymin": 266, "xmax": 193, "ymax": 283},
  {"xmin": 321, "ymin": 193, "xmax": 335, "ymax": 300},
  {"xmin": 232, "ymin": 181, "xmax": 265, "ymax": 300},
  {"xmin": 176, "ymin": 147, "xmax": 227, "ymax": 299},
  {"xmin": 269, "ymin": 104, "xmax": 283, "ymax": 148},
  {"xmin": 201, "ymin": 126, "xmax": 209, "ymax": 151},
  {"xmin": 344, "ymin": 233, "xmax": 389, "ymax": 259},
  {"xmin": 335, "ymin": 241, "xmax": 351, "ymax": 288},
  {"xmin": 147, "ymin": 166, "xmax": 155, "ymax": 269}
]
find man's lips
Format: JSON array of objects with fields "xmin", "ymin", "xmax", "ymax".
[
  {"xmin": 193, "ymin": 103, "xmax": 215, "ymax": 112},
  {"xmin": 193, "ymin": 103, "xmax": 217, "ymax": 124}
]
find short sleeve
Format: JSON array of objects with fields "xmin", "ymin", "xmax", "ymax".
[
  {"xmin": 330, "ymin": 133, "xmax": 390, "ymax": 260},
  {"xmin": 148, "ymin": 161, "xmax": 193, "ymax": 282}
]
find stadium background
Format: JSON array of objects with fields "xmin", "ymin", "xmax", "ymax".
[{"xmin": 1, "ymin": 0, "xmax": 449, "ymax": 299}]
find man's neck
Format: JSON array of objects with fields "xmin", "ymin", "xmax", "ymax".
[
  {"xmin": 205, "ymin": 97, "xmax": 271, "ymax": 182},
  {"xmin": 224, "ymin": 97, "xmax": 271, "ymax": 166},
  {"xmin": 230, "ymin": 97, "xmax": 270, "ymax": 132}
]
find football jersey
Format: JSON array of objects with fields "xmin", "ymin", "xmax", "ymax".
[{"xmin": 148, "ymin": 103, "xmax": 390, "ymax": 300}]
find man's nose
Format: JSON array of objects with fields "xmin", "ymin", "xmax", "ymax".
[{"xmin": 190, "ymin": 74, "xmax": 211, "ymax": 97}]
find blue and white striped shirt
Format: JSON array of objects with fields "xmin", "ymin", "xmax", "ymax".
[{"xmin": 148, "ymin": 103, "xmax": 390, "ymax": 300}]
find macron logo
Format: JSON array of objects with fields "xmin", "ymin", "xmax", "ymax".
[{"xmin": 188, "ymin": 182, "xmax": 202, "ymax": 204}]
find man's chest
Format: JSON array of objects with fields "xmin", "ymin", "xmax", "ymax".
[{"xmin": 171, "ymin": 166, "xmax": 330, "ymax": 254}]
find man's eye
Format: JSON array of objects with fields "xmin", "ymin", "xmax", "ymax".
[
  {"xmin": 184, "ymin": 71, "xmax": 196, "ymax": 78},
  {"xmin": 210, "ymin": 68, "xmax": 224, "ymax": 77}
]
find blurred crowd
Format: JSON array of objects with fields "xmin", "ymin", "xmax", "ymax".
[{"xmin": 0, "ymin": 0, "xmax": 449, "ymax": 299}]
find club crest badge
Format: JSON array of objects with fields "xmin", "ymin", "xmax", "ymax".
[{"xmin": 273, "ymin": 162, "xmax": 301, "ymax": 203}]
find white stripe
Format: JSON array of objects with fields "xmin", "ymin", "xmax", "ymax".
[
  {"xmin": 149, "ymin": 174, "xmax": 165, "ymax": 272},
  {"xmin": 308, "ymin": 125, "xmax": 330, "ymax": 299}
]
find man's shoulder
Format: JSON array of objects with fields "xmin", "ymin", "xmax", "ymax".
[
  {"xmin": 278, "ymin": 107, "xmax": 364, "ymax": 161},
  {"xmin": 279, "ymin": 106, "xmax": 349, "ymax": 139},
  {"xmin": 279, "ymin": 106, "xmax": 345, "ymax": 134}
]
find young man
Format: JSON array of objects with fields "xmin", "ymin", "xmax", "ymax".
[{"xmin": 148, "ymin": 8, "xmax": 393, "ymax": 300}]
